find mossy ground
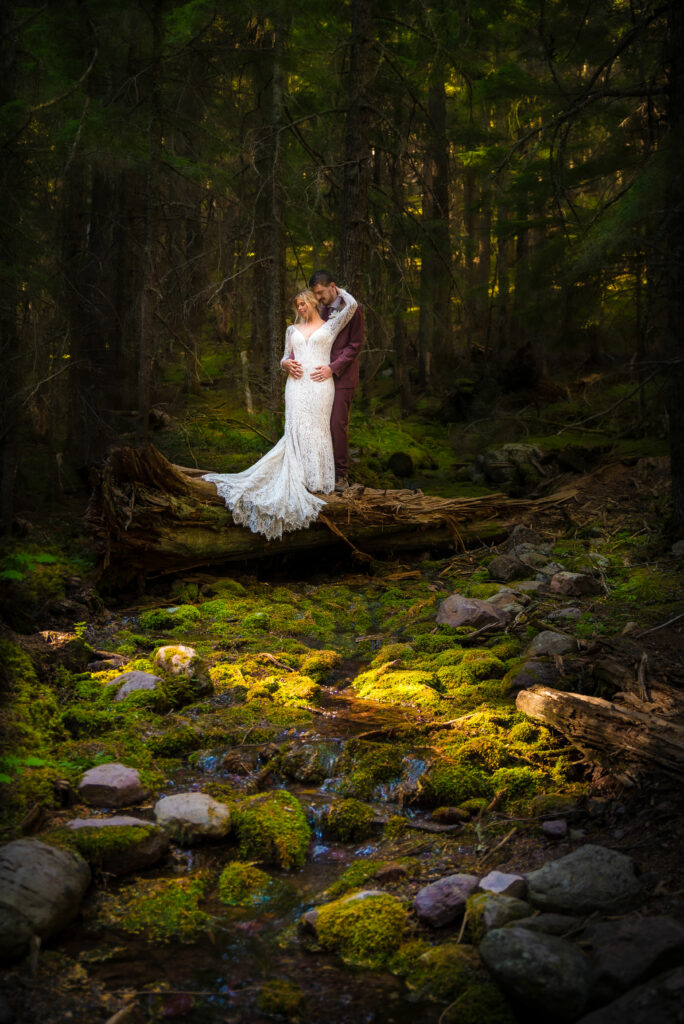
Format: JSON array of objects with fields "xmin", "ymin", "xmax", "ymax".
[
  {"xmin": 313, "ymin": 892, "xmax": 408, "ymax": 969},
  {"xmin": 94, "ymin": 876, "xmax": 211, "ymax": 943}
]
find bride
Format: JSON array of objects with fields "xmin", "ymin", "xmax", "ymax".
[{"xmin": 202, "ymin": 286, "xmax": 358, "ymax": 541}]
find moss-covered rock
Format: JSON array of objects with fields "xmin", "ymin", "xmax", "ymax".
[
  {"xmin": 265, "ymin": 672, "xmax": 321, "ymax": 705},
  {"xmin": 217, "ymin": 862, "xmax": 275, "ymax": 907},
  {"xmin": 454, "ymin": 736, "xmax": 510, "ymax": 771},
  {"xmin": 404, "ymin": 942, "xmax": 481, "ymax": 1002},
  {"xmin": 440, "ymin": 981, "xmax": 516, "ymax": 1024},
  {"xmin": 325, "ymin": 799, "xmax": 375, "ymax": 842},
  {"xmin": 466, "ymin": 892, "xmax": 532, "ymax": 944},
  {"xmin": 61, "ymin": 819, "xmax": 169, "ymax": 875},
  {"xmin": 326, "ymin": 859, "xmax": 384, "ymax": 898},
  {"xmin": 338, "ymin": 740, "xmax": 405, "ymax": 800},
  {"xmin": 300, "ymin": 649, "xmax": 342, "ymax": 681},
  {"xmin": 312, "ymin": 891, "xmax": 408, "ymax": 969},
  {"xmin": 352, "ymin": 668, "xmax": 442, "ymax": 709},
  {"xmin": 232, "ymin": 791, "xmax": 310, "ymax": 870},
  {"xmin": 139, "ymin": 605, "xmax": 200, "ymax": 631},
  {"xmin": 417, "ymin": 764, "xmax": 492, "ymax": 807},
  {"xmin": 95, "ymin": 875, "xmax": 210, "ymax": 943}
]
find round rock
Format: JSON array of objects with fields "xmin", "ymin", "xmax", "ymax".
[
  {"xmin": 78, "ymin": 762, "xmax": 150, "ymax": 808},
  {"xmin": 527, "ymin": 630, "xmax": 577, "ymax": 657},
  {"xmin": 525, "ymin": 844, "xmax": 641, "ymax": 915},
  {"xmin": 413, "ymin": 873, "xmax": 478, "ymax": 928},
  {"xmin": 479, "ymin": 925, "xmax": 591, "ymax": 1022},
  {"xmin": 66, "ymin": 816, "xmax": 169, "ymax": 875},
  {"xmin": 550, "ymin": 571, "xmax": 602, "ymax": 597},
  {"xmin": 436, "ymin": 595, "xmax": 510, "ymax": 630},
  {"xmin": 110, "ymin": 670, "xmax": 162, "ymax": 702},
  {"xmin": 153, "ymin": 646, "xmax": 211, "ymax": 696},
  {"xmin": 0, "ymin": 839, "xmax": 91, "ymax": 959},
  {"xmin": 154, "ymin": 792, "xmax": 230, "ymax": 844}
]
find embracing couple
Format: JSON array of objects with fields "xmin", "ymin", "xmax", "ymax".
[{"xmin": 203, "ymin": 269, "xmax": 363, "ymax": 541}]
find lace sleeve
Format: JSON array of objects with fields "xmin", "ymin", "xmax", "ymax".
[
  {"xmin": 326, "ymin": 288, "xmax": 358, "ymax": 340},
  {"xmin": 281, "ymin": 324, "xmax": 295, "ymax": 366}
]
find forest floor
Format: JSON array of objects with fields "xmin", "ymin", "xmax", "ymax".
[{"xmin": 1, "ymin": 382, "xmax": 683, "ymax": 1023}]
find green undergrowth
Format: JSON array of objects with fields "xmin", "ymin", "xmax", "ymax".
[{"xmin": 94, "ymin": 875, "xmax": 211, "ymax": 943}]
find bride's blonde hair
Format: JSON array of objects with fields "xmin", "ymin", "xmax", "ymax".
[{"xmin": 292, "ymin": 288, "xmax": 318, "ymax": 323}]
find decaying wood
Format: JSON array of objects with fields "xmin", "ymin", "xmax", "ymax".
[
  {"xmin": 86, "ymin": 444, "xmax": 575, "ymax": 580},
  {"xmin": 516, "ymin": 685, "xmax": 684, "ymax": 775}
]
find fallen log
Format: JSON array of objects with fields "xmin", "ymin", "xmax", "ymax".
[
  {"xmin": 516, "ymin": 685, "xmax": 684, "ymax": 775},
  {"xmin": 85, "ymin": 445, "xmax": 573, "ymax": 582}
]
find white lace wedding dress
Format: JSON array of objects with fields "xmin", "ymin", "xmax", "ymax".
[{"xmin": 203, "ymin": 289, "xmax": 358, "ymax": 541}]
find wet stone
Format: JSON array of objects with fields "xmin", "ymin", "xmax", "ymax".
[
  {"xmin": 525, "ymin": 844, "xmax": 641, "ymax": 915},
  {"xmin": 512, "ymin": 912, "xmax": 581, "ymax": 936},
  {"xmin": 527, "ymin": 630, "xmax": 577, "ymax": 657},
  {"xmin": 479, "ymin": 925, "xmax": 591, "ymax": 1022},
  {"xmin": 78, "ymin": 762, "xmax": 150, "ymax": 808},
  {"xmin": 413, "ymin": 873, "xmax": 478, "ymax": 928}
]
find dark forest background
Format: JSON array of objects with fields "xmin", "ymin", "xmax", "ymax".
[{"xmin": 1, "ymin": 0, "xmax": 683, "ymax": 532}]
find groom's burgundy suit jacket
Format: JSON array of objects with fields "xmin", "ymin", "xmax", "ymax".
[{"xmin": 323, "ymin": 301, "xmax": 364, "ymax": 390}]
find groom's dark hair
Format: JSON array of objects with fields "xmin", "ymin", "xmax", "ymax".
[{"xmin": 309, "ymin": 269, "xmax": 335, "ymax": 287}]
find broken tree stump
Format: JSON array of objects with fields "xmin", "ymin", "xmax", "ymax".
[{"xmin": 85, "ymin": 445, "xmax": 573, "ymax": 582}]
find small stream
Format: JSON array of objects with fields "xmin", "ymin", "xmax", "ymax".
[{"xmin": 60, "ymin": 682, "xmax": 452, "ymax": 1023}]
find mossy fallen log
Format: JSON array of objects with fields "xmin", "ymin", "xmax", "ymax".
[{"xmin": 85, "ymin": 445, "xmax": 573, "ymax": 581}]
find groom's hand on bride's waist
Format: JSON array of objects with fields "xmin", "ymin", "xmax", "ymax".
[
  {"xmin": 282, "ymin": 358, "xmax": 303, "ymax": 379},
  {"xmin": 310, "ymin": 364, "xmax": 332, "ymax": 381}
]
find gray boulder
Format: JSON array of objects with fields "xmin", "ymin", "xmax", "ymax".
[
  {"xmin": 111, "ymin": 670, "xmax": 162, "ymax": 702},
  {"xmin": 511, "ymin": 912, "xmax": 581, "ymax": 936},
  {"xmin": 487, "ymin": 555, "xmax": 528, "ymax": 583},
  {"xmin": 0, "ymin": 839, "xmax": 91, "ymax": 961},
  {"xmin": 78, "ymin": 762, "xmax": 150, "ymax": 808},
  {"xmin": 468, "ymin": 892, "xmax": 532, "ymax": 941},
  {"xmin": 413, "ymin": 873, "xmax": 478, "ymax": 927},
  {"xmin": 507, "ymin": 659, "xmax": 560, "ymax": 691},
  {"xmin": 154, "ymin": 792, "xmax": 231, "ymax": 843},
  {"xmin": 527, "ymin": 630, "xmax": 577, "ymax": 657},
  {"xmin": 550, "ymin": 571, "xmax": 602, "ymax": 597},
  {"xmin": 478, "ymin": 870, "xmax": 527, "ymax": 900},
  {"xmin": 525, "ymin": 844, "xmax": 641, "ymax": 915},
  {"xmin": 66, "ymin": 816, "xmax": 169, "ymax": 875},
  {"xmin": 479, "ymin": 925, "xmax": 591, "ymax": 1021},
  {"xmin": 581, "ymin": 916, "xmax": 684, "ymax": 1005},
  {"xmin": 436, "ymin": 595, "xmax": 510, "ymax": 630},
  {"xmin": 576, "ymin": 966, "xmax": 684, "ymax": 1024}
]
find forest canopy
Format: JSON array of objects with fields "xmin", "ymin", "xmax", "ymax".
[{"xmin": 1, "ymin": 0, "xmax": 682, "ymax": 528}]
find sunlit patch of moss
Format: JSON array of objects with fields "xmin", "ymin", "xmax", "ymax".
[
  {"xmin": 300, "ymin": 649, "xmax": 342, "ymax": 681},
  {"xmin": 314, "ymin": 892, "xmax": 408, "ymax": 969},
  {"xmin": 459, "ymin": 797, "xmax": 489, "ymax": 816},
  {"xmin": 338, "ymin": 740, "xmax": 405, "ymax": 800},
  {"xmin": 257, "ymin": 978, "xmax": 303, "ymax": 1018},
  {"xmin": 95, "ymin": 876, "xmax": 210, "ymax": 943},
  {"xmin": 55, "ymin": 824, "xmax": 161, "ymax": 870},
  {"xmin": 232, "ymin": 790, "xmax": 310, "ymax": 870},
  {"xmin": 436, "ymin": 652, "xmax": 506, "ymax": 693},
  {"xmin": 210, "ymin": 578, "xmax": 248, "ymax": 598},
  {"xmin": 388, "ymin": 937, "xmax": 432, "ymax": 975},
  {"xmin": 326, "ymin": 798, "xmax": 375, "ymax": 842},
  {"xmin": 413, "ymin": 628, "xmax": 471, "ymax": 654},
  {"xmin": 138, "ymin": 604, "xmax": 200, "ymax": 632},
  {"xmin": 417, "ymin": 764, "xmax": 491, "ymax": 807},
  {"xmin": 265, "ymin": 673, "xmax": 321, "ymax": 705},
  {"xmin": 440, "ymin": 981, "xmax": 517, "ymax": 1024},
  {"xmin": 217, "ymin": 862, "xmax": 275, "ymax": 907},
  {"xmin": 467, "ymin": 582, "xmax": 503, "ymax": 600},
  {"xmin": 369, "ymin": 643, "xmax": 415, "ymax": 669},
  {"xmin": 208, "ymin": 663, "xmax": 249, "ymax": 701},
  {"xmin": 404, "ymin": 942, "xmax": 481, "ymax": 1002},
  {"xmin": 352, "ymin": 668, "xmax": 442, "ymax": 709},
  {"xmin": 430, "ymin": 647, "xmax": 466, "ymax": 667},
  {"xmin": 454, "ymin": 736, "xmax": 511, "ymax": 771}
]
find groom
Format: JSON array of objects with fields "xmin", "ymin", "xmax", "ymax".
[{"xmin": 308, "ymin": 269, "xmax": 364, "ymax": 492}]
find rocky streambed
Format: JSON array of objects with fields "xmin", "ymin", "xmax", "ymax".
[{"xmin": 1, "ymin": 523, "xmax": 684, "ymax": 1023}]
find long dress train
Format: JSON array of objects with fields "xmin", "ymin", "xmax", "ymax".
[{"xmin": 202, "ymin": 289, "xmax": 358, "ymax": 541}]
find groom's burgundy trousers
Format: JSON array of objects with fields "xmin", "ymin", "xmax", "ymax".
[{"xmin": 325, "ymin": 303, "xmax": 364, "ymax": 478}]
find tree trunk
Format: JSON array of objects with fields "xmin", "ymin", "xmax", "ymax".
[
  {"xmin": 340, "ymin": 0, "xmax": 374, "ymax": 296},
  {"xmin": 666, "ymin": 3, "xmax": 684, "ymax": 531}
]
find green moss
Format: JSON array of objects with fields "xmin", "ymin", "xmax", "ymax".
[
  {"xmin": 369, "ymin": 643, "xmax": 415, "ymax": 668},
  {"xmin": 459, "ymin": 797, "xmax": 489, "ymax": 815},
  {"xmin": 490, "ymin": 766, "xmax": 545, "ymax": 806},
  {"xmin": 405, "ymin": 943, "xmax": 480, "ymax": 1002},
  {"xmin": 418, "ymin": 764, "xmax": 491, "ymax": 807},
  {"xmin": 232, "ymin": 791, "xmax": 310, "ymax": 870},
  {"xmin": 467, "ymin": 583, "xmax": 503, "ymax": 599},
  {"xmin": 352, "ymin": 668, "xmax": 442, "ymax": 709},
  {"xmin": 257, "ymin": 979, "xmax": 303, "ymax": 1018},
  {"xmin": 148, "ymin": 724, "xmax": 200, "ymax": 757},
  {"xmin": 65, "ymin": 824, "xmax": 157, "ymax": 866},
  {"xmin": 509, "ymin": 720, "xmax": 540, "ymax": 743},
  {"xmin": 440, "ymin": 982, "xmax": 516, "ymax": 1024},
  {"xmin": 208, "ymin": 663, "xmax": 249, "ymax": 701},
  {"xmin": 339, "ymin": 740, "xmax": 405, "ymax": 800},
  {"xmin": 431, "ymin": 647, "xmax": 466, "ymax": 666},
  {"xmin": 437, "ymin": 653, "xmax": 506, "ymax": 692},
  {"xmin": 388, "ymin": 937, "xmax": 432, "ymax": 976},
  {"xmin": 488, "ymin": 638, "xmax": 522, "ymax": 660},
  {"xmin": 314, "ymin": 892, "xmax": 408, "ymax": 969},
  {"xmin": 138, "ymin": 604, "xmax": 200, "ymax": 631},
  {"xmin": 300, "ymin": 649, "xmax": 342, "ymax": 681},
  {"xmin": 217, "ymin": 862, "xmax": 274, "ymax": 907},
  {"xmin": 454, "ymin": 737, "xmax": 510, "ymax": 771},
  {"xmin": 266, "ymin": 673, "xmax": 321, "ymax": 705},
  {"xmin": 326, "ymin": 799, "xmax": 375, "ymax": 842},
  {"xmin": 95, "ymin": 876, "xmax": 210, "ymax": 943},
  {"xmin": 326, "ymin": 859, "xmax": 384, "ymax": 898}
]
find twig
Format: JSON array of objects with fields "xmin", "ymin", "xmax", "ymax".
[
  {"xmin": 477, "ymin": 826, "xmax": 517, "ymax": 865},
  {"xmin": 104, "ymin": 1005, "xmax": 138, "ymax": 1024},
  {"xmin": 637, "ymin": 612, "xmax": 684, "ymax": 637},
  {"xmin": 636, "ymin": 652, "xmax": 648, "ymax": 701},
  {"xmin": 456, "ymin": 909, "xmax": 469, "ymax": 945},
  {"xmin": 256, "ymin": 652, "xmax": 295, "ymax": 672}
]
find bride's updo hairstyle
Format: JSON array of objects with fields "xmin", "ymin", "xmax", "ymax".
[{"xmin": 292, "ymin": 289, "xmax": 318, "ymax": 323}]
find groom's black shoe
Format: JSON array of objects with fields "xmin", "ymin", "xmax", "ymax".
[{"xmin": 334, "ymin": 476, "xmax": 349, "ymax": 493}]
